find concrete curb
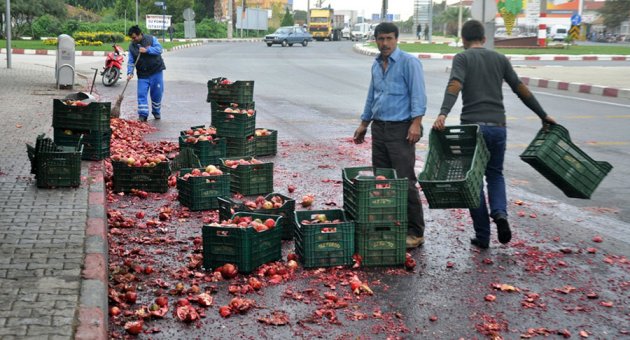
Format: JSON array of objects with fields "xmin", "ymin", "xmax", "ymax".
[
  {"xmin": 353, "ymin": 44, "xmax": 630, "ymax": 99},
  {"xmin": 352, "ymin": 43, "xmax": 630, "ymax": 61},
  {"xmin": 0, "ymin": 40, "xmax": 259, "ymax": 57},
  {"xmin": 75, "ymin": 162, "xmax": 108, "ymax": 340}
]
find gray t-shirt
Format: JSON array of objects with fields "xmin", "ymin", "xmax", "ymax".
[{"xmin": 440, "ymin": 48, "xmax": 530, "ymax": 125}]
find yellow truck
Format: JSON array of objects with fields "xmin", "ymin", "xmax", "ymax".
[{"xmin": 308, "ymin": 8, "xmax": 344, "ymax": 41}]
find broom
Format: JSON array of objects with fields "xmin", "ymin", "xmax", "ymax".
[{"xmin": 111, "ymin": 52, "xmax": 140, "ymax": 118}]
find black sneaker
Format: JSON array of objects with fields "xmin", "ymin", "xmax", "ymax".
[
  {"xmin": 153, "ymin": 113, "xmax": 161, "ymax": 120},
  {"xmin": 495, "ymin": 216, "xmax": 512, "ymax": 244},
  {"xmin": 138, "ymin": 116, "xmax": 147, "ymax": 122},
  {"xmin": 470, "ymin": 238, "xmax": 489, "ymax": 249}
]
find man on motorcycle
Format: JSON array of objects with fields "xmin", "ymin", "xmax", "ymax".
[{"xmin": 126, "ymin": 25, "xmax": 166, "ymax": 122}]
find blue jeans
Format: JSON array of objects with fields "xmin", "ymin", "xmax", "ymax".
[
  {"xmin": 469, "ymin": 126, "xmax": 507, "ymax": 242},
  {"xmin": 137, "ymin": 71, "xmax": 164, "ymax": 118}
]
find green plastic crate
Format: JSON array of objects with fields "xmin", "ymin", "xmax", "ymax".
[
  {"xmin": 342, "ymin": 167, "xmax": 408, "ymax": 224},
  {"xmin": 294, "ymin": 209, "xmax": 355, "ymax": 268},
  {"xmin": 33, "ymin": 135, "xmax": 83, "ymax": 188},
  {"xmin": 355, "ymin": 222, "xmax": 406, "ymax": 267},
  {"xmin": 219, "ymin": 157, "xmax": 273, "ymax": 195},
  {"xmin": 112, "ymin": 160, "xmax": 170, "ymax": 193},
  {"xmin": 53, "ymin": 128, "xmax": 111, "ymax": 161},
  {"xmin": 52, "ymin": 99, "xmax": 111, "ymax": 132},
  {"xmin": 211, "ymin": 109, "xmax": 256, "ymax": 139},
  {"xmin": 170, "ymin": 148, "xmax": 202, "ymax": 173},
  {"xmin": 520, "ymin": 124, "xmax": 612, "ymax": 199},
  {"xmin": 206, "ymin": 78, "xmax": 254, "ymax": 104},
  {"xmin": 177, "ymin": 169, "xmax": 230, "ymax": 211},
  {"xmin": 202, "ymin": 212, "xmax": 282, "ymax": 273},
  {"xmin": 254, "ymin": 129, "xmax": 278, "ymax": 157},
  {"xmin": 179, "ymin": 125, "xmax": 217, "ymax": 137},
  {"xmin": 418, "ymin": 125, "xmax": 489, "ymax": 209},
  {"xmin": 217, "ymin": 193, "xmax": 296, "ymax": 240},
  {"xmin": 226, "ymin": 135, "xmax": 256, "ymax": 158},
  {"xmin": 179, "ymin": 135, "xmax": 226, "ymax": 166}
]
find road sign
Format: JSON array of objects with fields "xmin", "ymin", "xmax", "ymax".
[
  {"xmin": 569, "ymin": 25, "xmax": 580, "ymax": 40},
  {"xmin": 471, "ymin": 0, "xmax": 498, "ymax": 23},
  {"xmin": 146, "ymin": 14, "xmax": 172, "ymax": 30},
  {"xmin": 571, "ymin": 13, "xmax": 581, "ymax": 26}
]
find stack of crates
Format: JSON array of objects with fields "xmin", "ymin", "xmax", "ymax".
[
  {"xmin": 342, "ymin": 167, "xmax": 407, "ymax": 267},
  {"xmin": 27, "ymin": 134, "xmax": 83, "ymax": 188},
  {"xmin": 52, "ymin": 99, "xmax": 111, "ymax": 161},
  {"xmin": 177, "ymin": 168, "xmax": 231, "ymax": 211},
  {"xmin": 207, "ymin": 78, "xmax": 256, "ymax": 157}
]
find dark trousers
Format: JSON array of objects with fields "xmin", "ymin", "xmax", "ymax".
[{"xmin": 371, "ymin": 121, "xmax": 425, "ymax": 237}]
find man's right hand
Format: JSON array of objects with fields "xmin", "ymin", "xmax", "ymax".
[
  {"xmin": 433, "ymin": 114, "xmax": 447, "ymax": 131},
  {"xmin": 543, "ymin": 115, "xmax": 556, "ymax": 125},
  {"xmin": 127, "ymin": 74, "xmax": 133, "ymax": 81},
  {"xmin": 353, "ymin": 124, "xmax": 368, "ymax": 144}
]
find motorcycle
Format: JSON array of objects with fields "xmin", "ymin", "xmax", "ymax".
[{"xmin": 101, "ymin": 40, "xmax": 125, "ymax": 86}]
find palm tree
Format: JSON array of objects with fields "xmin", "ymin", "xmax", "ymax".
[{"xmin": 436, "ymin": 6, "xmax": 471, "ymax": 36}]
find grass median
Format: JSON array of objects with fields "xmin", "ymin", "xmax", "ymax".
[
  {"xmin": 1, "ymin": 39, "xmax": 189, "ymax": 51},
  {"xmin": 369, "ymin": 42, "xmax": 630, "ymax": 55}
]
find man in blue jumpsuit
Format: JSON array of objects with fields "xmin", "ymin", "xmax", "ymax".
[{"xmin": 126, "ymin": 25, "xmax": 166, "ymax": 122}]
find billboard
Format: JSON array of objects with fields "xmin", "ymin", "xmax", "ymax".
[
  {"xmin": 235, "ymin": 7, "xmax": 268, "ymax": 31},
  {"xmin": 544, "ymin": 0, "xmax": 579, "ymax": 14},
  {"xmin": 146, "ymin": 14, "xmax": 172, "ymax": 30}
]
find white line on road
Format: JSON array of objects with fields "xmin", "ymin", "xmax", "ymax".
[{"xmin": 531, "ymin": 90, "xmax": 630, "ymax": 108}]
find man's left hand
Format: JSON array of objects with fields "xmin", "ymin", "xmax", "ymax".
[
  {"xmin": 406, "ymin": 123, "xmax": 422, "ymax": 144},
  {"xmin": 139, "ymin": 47, "xmax": 147, "ymax": 53}
]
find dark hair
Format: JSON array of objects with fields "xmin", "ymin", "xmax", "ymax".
[
  {"xmin": 128, "ymin": 25, "xmax": 142, "ymax": 37},
  {"xmin": 461, "ymin": 20, "xmax": 484, "ymax": 42},
  {"xmin": 374, "ymin": 22, "xmax": 399, "ymax": 39}
]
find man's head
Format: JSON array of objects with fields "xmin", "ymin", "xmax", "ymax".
[
  {"xmin": 128, "ymin": 25, "xmax": 143, "ymax": 44},
  {"xmin": 374, "ymin": 22, "xmax": 399, "ymax": 59},
  {"xmin": 461, "ymin": 20, "xmax": 486, "ymax": 48}
]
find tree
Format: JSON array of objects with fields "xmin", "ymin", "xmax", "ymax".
[
  {"xmin": 3, "ymin": 0, "xmax": 66, "ymax": 38},
  {"xmin": 194, "ymin": 0, "xmax": 216, "ymax": 21},
  {"xmin": 114, "ymin": 0, "xmax": 134, "ymax": 20},
  {"xmin": 598, "ymin": 0, "xmax": 630, "ymax": 30},
  {"xmin": 293, "ymin": 10, "xmax": 307, "ymax": 24},
  {"xmin": 280, "ymin": 8, "xmax": 294, "ymax": 27},
  {"xmin": 436, "ymin": 6, "xmax": 471, "ymax": 36}
]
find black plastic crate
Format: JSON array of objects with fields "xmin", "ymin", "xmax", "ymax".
[
  {"xmin": 211, "ymin": 106, "xmax": 256, "ymax": 139},
  {"xmin": 53, "ymin": 128, "xmax": 111, "ymax": 161},
  {"xmin": 294, "ymin": 210, "xmax": 355, "ymax": 268},
  {"xmin": 177, "ymin": 168, "xmax": 230, "ymax": 211},
  {"xmin": 418, "ymin": 125, "xmax": 490, "ymax": 209},
  {"xmin": 355, "ymin": 222, "xmax": 406, "ymax": 267},
  {"xmin": 52, "ymin": 99, "xmax": 111, "ymax": 132},
  {"xmin": 520, "ymin": 124, "xmax": 612, "ymax": 199},
  {"xmin": 206, "ymin": 78, "xmax": 254, "ymax": 104},
  {"xmin": 32, "ymin": 135, "xmax": 83, "ymax": 188},
  {"xmin": 179, "ymin": 135, "xmax": 226, "ymax": 166},
  {"xmin": 254, "ymin": 128, "xmax": 278, "ymax": 157},
  {"xmin": 217, "ymin": 193, "xmax": 296, "ymax": 240},
  {"xmin": 202, "ymin": 212, "xmax": 282, "ymax": 273},
  {"xmin": 112, "ymin": 160, "xmax": 170, "ymax": 193},
  {"xmin": 219, "ymin": 157, "xmax": 273, "ymax": 195},
  {"xmin": 342, "ymin": 167, "xmax": 408, "ymax": 224},
  {"xmin": 226, "ymin": 135, "xmax": 256, "ymax": 157}
]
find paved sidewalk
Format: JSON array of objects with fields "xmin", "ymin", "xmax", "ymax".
[{"xmin": 0, "ymin": 63, "xmax": 107, "ymax": 339}]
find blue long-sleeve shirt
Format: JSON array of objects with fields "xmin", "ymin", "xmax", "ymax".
[
  {"xmin": 361, "ymin": 48, "xmax": 427, "ymax": 122},
  {"xmin": 127, "ymin": 36, "xmax": 163, "ymax": 76}
]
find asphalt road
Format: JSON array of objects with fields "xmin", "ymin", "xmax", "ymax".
[
  {"xmin": 86, "ymin": 41, "xmax": 630, "ymax": 338},
  {"xmin": 153, "ymin": 40, "xmax": 630, "ymax": 225}
]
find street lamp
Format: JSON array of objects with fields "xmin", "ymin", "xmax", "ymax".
[{"xmin": 155, "ymin": 1, "xmax": 166, "ymax": 43}]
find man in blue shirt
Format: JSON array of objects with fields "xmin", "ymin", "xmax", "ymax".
[
  {"xmin": 353, "ymin": 22, "xmax": 428, "ymax": 248},
  {"xmin": 126, "ymin": 25, "xmax": 166, "ymax": 122}
]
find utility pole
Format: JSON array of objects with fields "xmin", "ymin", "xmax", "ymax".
[
  {"xmin": 457, "ymin": 0, "xmax": 463, "ymax": 44},
  {"xmin": 227, "ymin": 0, "xmax": 233, "ymax": 39},
  {"xmin": 381, "ymin": 0, "xmax": 388, "ymax": 22},
  {"xmin": 5, "ymin": 0, "xmax": 11, "ymax": 69},
  {"xmin": 240, "ymin": 0, "xmax": 244, "ymax": 38},
  {"xmin": 136, "ymin": 0, "xmax": 139, "ymax": 24},
  {"xmin": 307, "ymin": 0, "xmax": 310, "ymax": 26}
]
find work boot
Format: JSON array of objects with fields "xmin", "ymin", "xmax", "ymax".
[
  {"xmin": 470, "ymin": 238, "xmax": 489, "ymax": 249},
  {"xmin": 406, "ymin": 235, "xmax": 424, "ymax": 249},
  {"xmin": 138, "ymin": 116, "xmax": 147, "ymax": 122},
  {"xmin": 495, "ymin": 215, "xmax": 512, "ymax": 244},
  {"xmin": 152, "ymin": 113, "xmax": 161, "ymax": 120}
]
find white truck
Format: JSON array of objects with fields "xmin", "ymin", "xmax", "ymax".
[{"xmin": 351, "ymin": 23, "xmax": 372, "ymax": 41}]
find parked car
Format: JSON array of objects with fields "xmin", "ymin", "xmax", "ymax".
[{"xmin": 264, "ymin": 26, "xmax": 313, "ymax": 47}]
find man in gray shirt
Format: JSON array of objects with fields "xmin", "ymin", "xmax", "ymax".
[{"xmin": 433, "ymin": 20, "xmax": 556, "ymax": 249}]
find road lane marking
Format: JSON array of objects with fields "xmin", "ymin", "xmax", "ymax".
[{"xmin": 530, "ymin": 90, "xmax": 630, "ymax": 108}]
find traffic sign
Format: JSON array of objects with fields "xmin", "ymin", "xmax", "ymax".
[
  {"xmin": 571, "ymin": 13, "xmax": 581, "ymax": 26},
  {"xmin": 471, "ymin": 0, "xmax": 498, "ymax": 23},
  {"xmin": 569, "ymin": 25, "xmax": 580, "ymax": 40}
]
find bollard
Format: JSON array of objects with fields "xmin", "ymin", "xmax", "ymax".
[{"xmin": 538, "ymin": 24, "xmax": 547, "ymax": 47}]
